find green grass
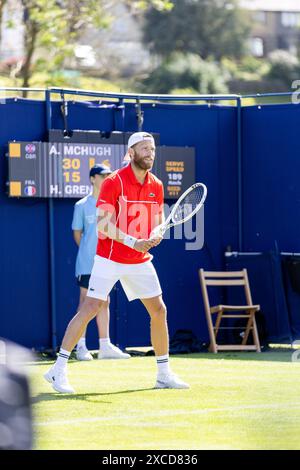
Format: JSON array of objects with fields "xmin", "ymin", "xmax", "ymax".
[{"xmin": 29, "ymin": 351, "xmax": 300, "ymax": 450}]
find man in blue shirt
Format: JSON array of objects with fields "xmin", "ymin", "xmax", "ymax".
[{"xmin": 71, "ymin": 164, "xmax": 130, "ymax": 361}]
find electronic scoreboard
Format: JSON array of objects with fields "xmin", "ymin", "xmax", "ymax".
[{"xmin": 8, "ymin": 138, "xmax": 195, "ymax": 200}]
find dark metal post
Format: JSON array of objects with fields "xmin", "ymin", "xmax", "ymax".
[
  {"xmin": 45, "ymin": 90, "xmax": 58, "ymax": 352},
  {"xmin": 237, "ymin": 96, "xmax": 243, "ymax": 251}
]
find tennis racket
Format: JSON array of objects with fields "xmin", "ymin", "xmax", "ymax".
[{"xmin": 150, "ymin": 182, "xmax": 207, "ymax": 238}]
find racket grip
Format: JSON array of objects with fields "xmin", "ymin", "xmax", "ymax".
[{"xmin": 150, "ymin": 225, "xmax": 165, "ymax": 238}]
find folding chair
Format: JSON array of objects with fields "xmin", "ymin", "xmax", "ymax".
[{"xmin": 199, "ymin": 269, "xmax": 261, "ymax": 353}]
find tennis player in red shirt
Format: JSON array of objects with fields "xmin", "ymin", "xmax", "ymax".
[{"xmin": 44, "ymin": 132, "xmax": 189, "ymax": 393}]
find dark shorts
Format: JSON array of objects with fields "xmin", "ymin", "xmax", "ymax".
[{"xmin": 77, "ymin": 274, "xmax": 91, "ymax": 289}]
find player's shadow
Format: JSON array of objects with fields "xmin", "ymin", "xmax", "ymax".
[{"xmin": 33, "ymin": 387, "xmax": 154, "ymax": 403}]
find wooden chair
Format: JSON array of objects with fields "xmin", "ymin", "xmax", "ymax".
[{"xmin": 199, "ymin": 269, "xmax": 261, "ymax": 353}]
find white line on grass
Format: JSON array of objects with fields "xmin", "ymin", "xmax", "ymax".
[{"xmin": 34, "ymin": 402, "xmax": 300, "ymax": 427}]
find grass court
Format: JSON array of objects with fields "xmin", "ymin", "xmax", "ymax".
[{"xmin": 30, "ymin": 350, "xmax": 300, "ymax": 450}]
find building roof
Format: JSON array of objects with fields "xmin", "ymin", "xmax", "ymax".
[{"xmin": 240, "ymin": 0, "xmax": 300, "ymax": 12}]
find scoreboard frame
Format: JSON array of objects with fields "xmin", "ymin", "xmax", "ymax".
[{"xmin": 7, "ymin": 139, "xmax": 195, "ymax": 200}]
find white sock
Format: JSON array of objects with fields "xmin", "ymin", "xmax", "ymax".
[
  {"xmin": 55, "ymin": 348, "xmax": 70, "ymax": 369},
  {"xmin": 99, "ymin": 338, "xmax": 111, "ymax": 351},
  {"xmin": 156, "ymin": 354, "xmax": 171, "ymax": 377},
  {"xmin": 77, "ymin": 337, "xmax": 86, "ymax": 349}
]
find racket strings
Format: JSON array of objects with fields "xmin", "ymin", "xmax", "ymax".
[{"xmin": 172, "ymin": 185, "xmax": 205, "ymax": 223}]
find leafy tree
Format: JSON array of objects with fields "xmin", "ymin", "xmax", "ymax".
[
  {"xmin": 140, "ymin": 52, "xmax": 229, "ymax": 94},
  {"xmin": 143, "ymin": 0, "xmax": 251, "ymax": 60},
  {"xmin": 267, "ymin": 50, "xmax": 300, "ymax": 89},
  {"xmin": 2, "ymin": 0, "xmax": 173, "ymax": 92},
  {"xmin": 20, "ymin": 0, "xmax": 112, "ymax": 91},
  {"xmin": 126, "ymin": 0, "xmax": 173, "ymax": 12}
]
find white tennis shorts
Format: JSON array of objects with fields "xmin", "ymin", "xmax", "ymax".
[{"xmin": 87, "ymin": 255, "xmax": 162, "ymax": 301}]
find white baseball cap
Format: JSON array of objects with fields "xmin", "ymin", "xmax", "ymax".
[{"xmin": 128, "ymin": 132, "xmax": 155, "ymax": 149}]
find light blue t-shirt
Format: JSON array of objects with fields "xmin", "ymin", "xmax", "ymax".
[{"xmin": 72, "ymin": 193, "xmax": 97, "ymax": 277}]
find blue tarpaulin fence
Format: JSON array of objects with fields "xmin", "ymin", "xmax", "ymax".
[{"xmin": 0, "ymin": 89, "xmax": 299, "ymax": 350}]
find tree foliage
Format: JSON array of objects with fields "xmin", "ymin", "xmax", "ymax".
[
  {"xmin": 267, "ymin": 50, "xmax": 300, "ymax": 88},
  {"xmin": 3, "ymin": 0, "xmax": 173, "ymax": 90},
  {"xmin": 20, "ymin": 0, "xmax": 114, "ymax": 89},
  {"xmin": 140, "ymin": 53, "xmax": 229, "ymax": 94},
  {"xmin": 143, "ymin": 0, "xmax": 251, "ymax": 60}
]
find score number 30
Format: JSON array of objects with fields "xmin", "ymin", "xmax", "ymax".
[{"xmin": 63, "ymin": 158, "xmax": 80, "ymax": 183}]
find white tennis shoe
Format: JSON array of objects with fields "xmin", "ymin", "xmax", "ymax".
[
  {"xmin": 155, "ymin": 373, "xmax": 190, "ymax": 389},
  {"xmin": 76, "ymin": 345, "xmax": 93, "ymax": 361},
  {"xmin": 98, "ymin": 344, "xmax": 131, "ymax": 360},
  {"xmin": 44, "ymin": 366, "xmax": 75, "ymax": 394}
]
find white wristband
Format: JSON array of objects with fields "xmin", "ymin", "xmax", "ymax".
[{"xmin": 123, "ymin": 234, "xmax": 138, "ymax": 249}]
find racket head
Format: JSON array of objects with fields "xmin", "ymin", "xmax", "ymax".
[
  {"xmin": 150, "ymin": 182, "xmax": 207, "ymax": 239},
  {"xmin": 170, "ymin": 182, "xmax": 207, "ymax": 226}
]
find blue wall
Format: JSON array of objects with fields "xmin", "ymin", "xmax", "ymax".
[
  {"xmin": 1, "ymin": 97, "xmax": 298, "ymax": 350},
  {"xmin": 242, "ymin": 104, "xmax": 300, "ymax": 252}
]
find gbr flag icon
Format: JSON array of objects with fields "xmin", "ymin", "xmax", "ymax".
[
  {"xmin": 25, "ymin": 144, "xmax": 36, "ymax": 153},
  {"xmin": 24, "ymin": 185, "xmax": 36, "ymax": 196}
]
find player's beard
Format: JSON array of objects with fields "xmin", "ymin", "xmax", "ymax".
[{"xmin": 132, "ymin": 149, "xmax": 154, "ymax": 171}]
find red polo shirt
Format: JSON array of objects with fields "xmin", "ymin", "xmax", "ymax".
[{"xmin": 96, "ymin": 163, "xmax": 164, "ymax": 264}]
